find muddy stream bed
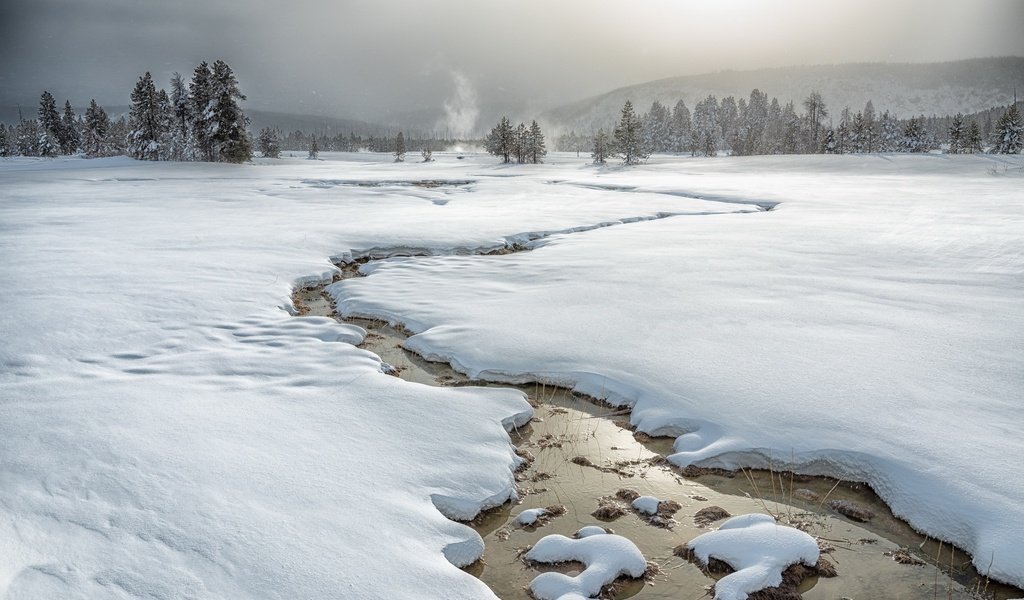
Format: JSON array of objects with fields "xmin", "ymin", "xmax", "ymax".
[{"xmin": 294, "ymin": 282, "xmax": 1020, "ymax": 600}]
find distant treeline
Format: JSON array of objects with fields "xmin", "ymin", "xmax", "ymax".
[
  {"xmin": 556, "ymin": 90, "xmax": 1024, "ymax": 161},
  {"xmin": 0, "ymin": 60, "xmax": 252, "ymax": 162}
]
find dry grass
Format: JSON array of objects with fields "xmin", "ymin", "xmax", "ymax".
[{"xmin": 693, "ymin": 505, "xmax": 732, "ymax": 528}]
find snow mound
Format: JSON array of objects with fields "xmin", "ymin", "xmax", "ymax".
[
  {"xmin": 688, "ymin": 513, "xmax": 820, "ymax": 600},
  {"xmin": 574, "ymin": 526, "xmax": 609, "ymax": 538},
  {"xmin": 526, "ymin": 531, "xmax": 647, "ymax": 600},
  {"xmin": 517, "ymin": 508, "xmax": 547, "ymax": 525},
  {"xmin": 631, "ymin": 495, "xmax": 661, "ymax": 515}
]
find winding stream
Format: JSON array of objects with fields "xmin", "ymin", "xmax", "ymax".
[{"xmin": 291, "ymin": 219, "xmax": 1021, "ymax": 599}]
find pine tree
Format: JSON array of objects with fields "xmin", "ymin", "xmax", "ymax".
[
  {"xmin": 821, "ymin": 128, "xmax": 837, "ymax": 153},
  {"xmin": 83, "ymin": 100, "xmax": 111, "ymax": 158},
  {"xmin": 947, "ymin": 113, "xmax": 966, "ymax": 154},
  {"xmin": 901, "ymin": 117, "xmax": 929, "ymax": 153},
  {"xmin": 37, "ymin": 91, "xmax": 61, "ymax": 157},
  {"xmin": 692, "ymin": 95, "xmax": 720, "ymax": 157},
  {"xmin": 58, "ymin": 100, "xmax": 80, "ymax": 154},
  {"xmin": 257, "ymin": 127, "xmax": 280, "ymax": 158},
  {"xmin": 0, "ymin": 125, "xmax": 10, "ymax": 157},
  {"xmin": 394, "ymin": 131, "xmax": 406, "ymax": 162},
  {"xmin": 209, "ymin": 60, "xmax": 252, "ymax": 163},
  {"xmin": 127, "ymin": 72, "xmax": 162, "ymax": 160},
  {"xmin": 879, "ymin": 111, "xmax": 901, "ymax": 152},
  {"xmin": 513, "ymin": 123, "xmax": 528, "ymax": 163},
  {"xmin": 591, "ymin": 129, "xmax": 612, "ymax": 165},
  {"xmin": 527, "ymin": 120, "xmax": 546, "ymax": 164},
  {"xmin": 307, "ymin": 135, "xmax": 319, "ymax": 159},
  {"xmin": 189, "ymin": 62, "xmax": 214, "ymax": 161},
  {"xmin": 670, "ymin": 100, "xmax": 691, "ymax": 153},
  {"xmin": 862, "ymin": 101, "xmax": 877, "ymax": 152},
  {"xmin": 16, "ymin": 118, "xmax": 41, "ymax": 156},
  {"xmin": 835, "ymin": 121, "xmax": 849, "ymax": 154},
  {"xmin": 966, "ymin": 120, "xmax": 983, "ymax": 154},
  {"xmin": 485, "ymin": 116, "xmax": 514, "ymax": 163},
  {"xmin": 169, "ymin": 72, "xmax": 192, "ymax": 160},
  {"xmin": 802, "ymin": 91, "xmax": 828, "ymax": 151},
  {"xmin": 614, "ymin": 100, "xmax": 645, "ymax": 164},
  {"xmin": 990, "ymin": 104, "xmax": 1023, "ymax": 154}
]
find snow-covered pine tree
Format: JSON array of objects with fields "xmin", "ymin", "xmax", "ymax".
[
  {"xmin": 0, "ymin": 125, "xmax": 9, "ymax": 157},
  {"xmin": 780, "ymin": 101, "xmax": 801, "ymax": 154},
  {"xmin": 614, "ymin": 100, "xmax": 645, "ymax": 164},
  {"xmin": 718, "ymin": 96, "xmax": 738, "ymax": 154},
  {"xmin": 966, "ymin": 120, "xmax": 983, "ymax": 154},
  {"xmin": 850, "ymin": 112, "xmax": 866, "ymax": 153},
  {"xmin": 16, "ymin": 118, "xmax": 40, "ymax": 156},
  {"xmin": 802, "ymin": 91, "xmax": 828, "ymax": 152},
  {"xmin": 901, "ymin": 117, "xmax": 929, "ymax": 153},
  {"xmin": 83, "ymin": 100, "xmax": 111, "ymax": 158},
  {"xmin": 485, "ymin": 116, "xmax": 514, "ymax": 163},
  {"xmin": 58, "ymin": 100, "xmax": 80, "ymax": 155},
  {"xmin": 189, "ymin": 62, "xmax": 214, "ymax": 161},
  {"xmin": 591, "ymin": 129, "xmax": 612, "ymax": 165},
  {"xmin": 862, "ymin": 101, "xmax": 877, "ymax": 153},
  {"xmin": 879, "ymin": 111, "xmax": 901, "ymax": 152},
  {"xmin": 307, "ymin": 135, "xmax": 319, "ymax": 159},
  {"xmin": 157, "ymin": 89, "xmax": 176, "ymax": 160},
  {"xmin": 947, "ymin": 113, "xmax": 966, "ymax": 154},
  {"xmin": 641, "ymin": 101, "xmax": 671, "ymax": 154},
  {"xmin": 210, "ymin": 60, "xmax": 252, "ymax": 163},
  {"xmin": 394, "ymin": 131, "xmax": 406, "ymax": 162},
  {"xmin": 670, "ymin": 99, "xmax": 691, "ymax": 153},
  {"xmin": 127, "ymin": 72, "xmax": 162, "ymax": 160},
  {"xmin": 527, "ymin": 120, "xmax": 546, "ymax": 164},
  {"xmin": 257, "ymin": 128, "xmax": 280, "ymax": 158},
  {"xmin": 169, "ymin": 72, "xmax": 192, "ymax": 160},
  {"xmin": 37, "ymin": 91, "xmax": 61, "ymax": 157},
  {"xmin": 513, "ymin": 123, "xmax": 528, "ymax": 164},
  {"xmin": 692, "ymin": 95, "xmax": 720, "ymax": 157},
  {"xmin": 835, "ymin": 121, "xmax": 849, "ymax": 154},
  {"xmin": 990, "ymin": 103, "xmax": 1022, "ymax": 154},
  {"xmin": 821, "ymin": 128, "xmax": 837, "ymax": 153}
]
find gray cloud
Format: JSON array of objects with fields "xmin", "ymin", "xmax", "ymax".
[{"xmin": 2, "ymin": 0, "xmax": 1022, "ymax": 123}]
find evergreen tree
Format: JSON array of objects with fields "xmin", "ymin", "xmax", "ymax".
[
  {"xmin": 802, "ymin": 91, "xmax": 828, "ymax": 151},
  {"xmin": 718, "ymin": 96, "xmax": 738, "ymax": 153},
  {"xmin": 16, "ymin": 118, "xmax": 41, "ymax": 156},
  {"xmin": 394, "ymin": 131, "xmax": 406, "ymax": 162},
  {"xmin": 189, "ymin": 62, "xmax": 215, "ymax": 161},
  {"xmin": 614, "ymin": 100, "xmax": 645, "ymax": 164},
  {"xmin": 527, "ymin": 120, "xmax": 546, "ymax": 164},
  {"xmin": 990, "ymin": 104, "xmax": 1023, "ymax": 154},
  {"xmin": 640, "ymin": 100, "xmax": 671, "ymax": 154},
  {"xmin": 513, "ymin": 122, "xmax": 528, "ymax": 164},
  {"xmin": 307, "ymin": 135, "xmax": 319, "ymax": 159},
  {"xmin": 692, "ymin": 95, "xmax": 720, "ymax": 157},
  {"xmin": 127, "ymin": 71, "xmax": 162, "ymax": 160},
  {"xmin": 156, "ymin": 89, "xmax": 175, "ymax": 160},
  {"xmin": 0, "ymin": 125, "xmax": 10, "ymax": 157},
  {"xmin": 947, "ymin": 113, "xmax": 966, "ymax": 154},
  {"xmin": 821, "ymin": 128, "xmax": 837, "ymax": 153},
  {"xmin": 591, "ymin": 129, "xmax": 612, "ymax": 165},
  {"xmin": 862, "ymin": 101, "xmax": 877, "ymax": 152},
  {"xmin": 59, "ymin": 100, "xmax": 80, "ymax": 154},
  {"xmin": 835, "ymin": 121, "xmax": 850, "ymax": 154},
  {"xmin": 669, "ymin": 99, "xmax": 691, "ymax": 153},
  {"xmin": 421, "ymin": 143, "xmax": 433, "ymax": 162},
  {"xmin": 780, "ymin": 101, "xmax": 801, "ymax": 154},
  {"xmin": 209, "ymin": 60, "xmax": 251, "ymax": 163},
  {"xmin": 169, "ymin": 72, "xmax": 192, "ymax": 160},
  {"xmin": 879, "ymin": 111, "xmax": 901, "ymax": 152},
  {"xmin": 257, "ymin": 127, "xmax": 281, "ymax": 158},
  {"xmin": 485, "ymin": 116, "xmax": 514, "ymax": 163},
  {"xmin": 966, "ymin": 120, "xmax": 983, "ymax": 154},
  {"xmin": 83, "ymin": 100, "xmax": 111, "ymax": 158},
  {"xmin": 901, "ymin": 117, "xmax": 929, "ymax": 152},
  {"xmin": 37, "ymin": 91, "xmax": 61, "ymax": 157}
]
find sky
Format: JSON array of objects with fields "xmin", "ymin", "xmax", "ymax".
[{"xmin": 2, "ymin": 0, "xmax": 1023, "ymax": 128}]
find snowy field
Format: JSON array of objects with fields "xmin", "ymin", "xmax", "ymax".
[{"xmin": 1, "ymin": 151, "xmax": 1022, "ymax": 598}]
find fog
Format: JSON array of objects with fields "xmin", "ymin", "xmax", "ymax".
[{"xmin": 2, "ymin": 0, "xmax": 1022, "ymax": 126}]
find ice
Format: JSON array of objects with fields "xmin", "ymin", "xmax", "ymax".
[{"xmin": 687, "ymin": 513, "xmax": 820, "ymax": 600}]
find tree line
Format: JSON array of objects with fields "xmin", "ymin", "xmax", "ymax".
[
  {"xmin": 0, "ymin": 60, "xmax": 253, "ymax": 162},
  {"xmin": 557, "ymin": 91, "xmax": 1023, "ymax": 163}
]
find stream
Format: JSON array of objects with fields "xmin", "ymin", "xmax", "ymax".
[{"xmin": 293, "ymin": 276, "xmax": 1021, "ymax": 600}]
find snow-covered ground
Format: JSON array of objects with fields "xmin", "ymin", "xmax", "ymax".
[{"xmin": 1, "ymin": 151, "xmax": 1022, "ymax": 597}]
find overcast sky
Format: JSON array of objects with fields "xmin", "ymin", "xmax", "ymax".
[{"xmin": 2, "ymin": 0, "xmax": 1022, "ymax": 123}]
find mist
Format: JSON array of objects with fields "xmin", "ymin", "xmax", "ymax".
[{"xmin": 2, "ymin": 0, "xmax": 1022, "ymax": 124}]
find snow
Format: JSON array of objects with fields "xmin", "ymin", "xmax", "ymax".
[
  {"xmin": 525, "ymin": 530, "xmax": 647, "ymax": 600},
  {"xmin": 631, "ymin": 496, "xmax": 661, "ymax": 515},
  {"xmin": 687, "ymin": 513, "xmax": 820, "ymax": 600},
  {"xmin": 2, "ymin": 151, "xmax": 1023, "ymax": 596},
  {"xmin": 516, "ymin": 508, "xmax": 547, "ymax": 526},
  {"xmin": 574, "ymin": 526, "xmax": 609, "ymax": 538},
  {"xmin": 329, "ymin": 152, "xmax": 1024, "ymax": 587}
]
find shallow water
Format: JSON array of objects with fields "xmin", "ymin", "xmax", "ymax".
[{"xmin": 295, "ymin": 285, "xmax": 1020, "ymax": 599}]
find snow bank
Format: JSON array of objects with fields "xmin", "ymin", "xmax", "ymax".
[
  {"xmin": 688, "ymin": 513, "xmax": 819, "ymax": 600},
  {"xmin": 526, "ymin": 530, "xmax": 647, "ymax": 600}
]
